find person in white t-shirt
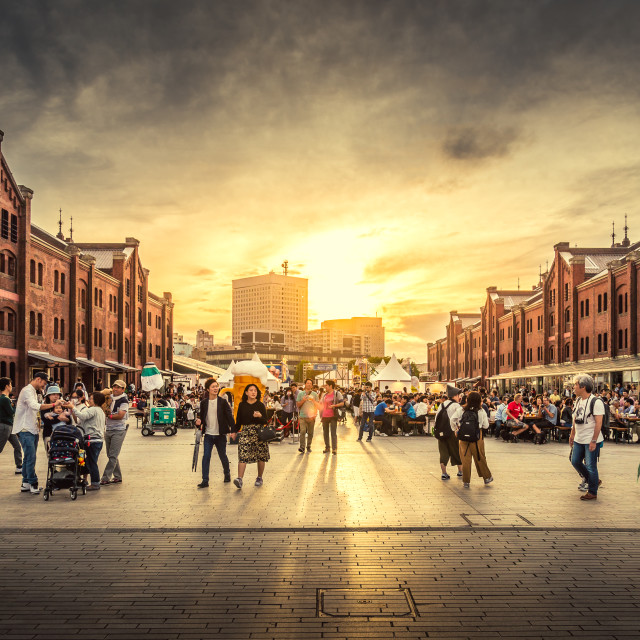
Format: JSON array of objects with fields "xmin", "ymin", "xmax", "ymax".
[{"xmin": 570, "ymin": 374, "xmax": 604, "ymax": 501}]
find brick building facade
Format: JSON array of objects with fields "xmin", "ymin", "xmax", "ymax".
[
  {"xmin": 0, "ymin": 131, "xmax": 173, "ymax": 391},
  {"xmin": 427, "ymin": 235, "xmax": 640, "ymax": 391}
]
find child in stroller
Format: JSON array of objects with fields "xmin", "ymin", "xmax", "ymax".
[{"xmin": 43, "ymin": 415, "xmax": 88, "ymax": 501}]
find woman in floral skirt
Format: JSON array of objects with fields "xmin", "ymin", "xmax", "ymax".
[{"xmin": 232, "ymin": 384, "xmax": 269, "ymax": 489}]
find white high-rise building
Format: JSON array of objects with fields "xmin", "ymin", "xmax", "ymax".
[{"xmin": 232, "ymin": 272, "xmax": 308, "ymax": 346}]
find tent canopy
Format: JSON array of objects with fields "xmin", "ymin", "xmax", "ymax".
[{"xmin": 374, "ymin": 354, "xmax": 411, "ymax": 383}]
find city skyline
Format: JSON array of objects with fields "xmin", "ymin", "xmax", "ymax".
[{"xmin": 2, "ymin": 1, "xmax": 639, "ymax": 360}]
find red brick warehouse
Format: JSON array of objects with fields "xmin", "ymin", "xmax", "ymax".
[
  {"xmin": 0, "ymin": 130, "xmax": 174, "ymax": 391},
  {"xmin": 427, "ymin": 229, "xmax": 639, "ymax": 392}
]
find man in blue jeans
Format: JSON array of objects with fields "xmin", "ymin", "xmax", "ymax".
[
  {"xmin": 13, "ymin": 372, "xmax": 60, "ymax": 494},
  {"xmin": 195, "ymin": 378, "xmax": 235, "ymax": 488},
  {"xmin": 358, "ymin": 382, "xmax": 377, "ymax": 442},
  {"xmin": 570, "ymin": 374, "xmax": 604, "ymax": 501}
]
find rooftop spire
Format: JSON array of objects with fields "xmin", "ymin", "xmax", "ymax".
[
  {"xmin": 622, "ymin": 213, "xmax": 630, "ymax": 247},
  {"xmin": 611, "ymin": 221, "xmax": 616, "ymax": 247},
  {"xmin": 69, "ymin": 216, "xmax": 74, "ymax": 243},
  {"xmin": 56, "ymin": 208, "xmax": 64, "ymax": 240}
]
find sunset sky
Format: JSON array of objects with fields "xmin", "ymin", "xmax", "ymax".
[{"xmin": 1, "ymin": 0, "xmax": 639, "ymax": 360}]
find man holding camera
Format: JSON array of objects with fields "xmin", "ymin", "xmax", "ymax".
[{"xmin": 570, "ymin": 374, "xmax": 604, "ymax": 501}]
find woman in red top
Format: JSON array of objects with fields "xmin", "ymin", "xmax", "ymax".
[{"xmin": 320, "ymin": 380, "xmax": 344, "ymax": 455}]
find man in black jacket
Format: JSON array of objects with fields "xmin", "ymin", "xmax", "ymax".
[{"xmin": 195, "ymin": 378, "xmax": 236, "ymax": 488}]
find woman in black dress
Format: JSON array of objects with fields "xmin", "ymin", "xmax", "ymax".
[{"xmin": 232, "ymin": 384, "xmax": 268, "ymax": 489}]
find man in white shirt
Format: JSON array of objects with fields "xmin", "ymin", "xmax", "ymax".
[
  {"xmin": 13, "ymin": 371, "xmax": 61, "ymax": 493},
  {"xmin": 570, "ymin": 374, "xmax": 604, "ymax": 501}
]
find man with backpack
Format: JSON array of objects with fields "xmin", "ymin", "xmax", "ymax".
[
  {"xmin": 433, "ymin": 385, "xmax": 463, "ymax": 480},
  {"xmin": 570, "ymin": 374, "xmax": 606, "ymax": 501}
]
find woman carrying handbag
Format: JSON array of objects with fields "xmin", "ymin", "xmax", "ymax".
[{"xmin": 232, "ymin": 384, "xmax": 269, "ymax": 489}]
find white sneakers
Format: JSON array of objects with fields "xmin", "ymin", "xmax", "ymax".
[
  {"xmin": 578, "ymin": 481, "xmax": 588, "ymax": 492},
  {"xmin": 255, "ymin": 477, "xmax": 263, "ymax": 487},
  {"xmin": 20, "ymin": 482, "xmax": 41, "ymax": 494},
  {"xmin": 233, "ymin": 478, "xmax": 243, "ymax": 489},
  {"xmin": 15, "ymin": 467, "xmax": 22, "ymax": 475}
]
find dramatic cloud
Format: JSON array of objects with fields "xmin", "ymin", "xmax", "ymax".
[
  {"xmin": 1, "ymin": 0, "xmax": 639, "ymax": 359},
  {"xmin": 442, "ymin": 127, "xmax": 520, "ymax": 161}
]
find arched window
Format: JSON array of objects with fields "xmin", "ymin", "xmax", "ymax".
[
  {"xmin": 37, "ymin": 313, "xmax": 43, "ymax": 336},
  {"xmin": 0, "ymin": 362, "xmax": 6, "ymax": 377},
  {"xmin": 60, "ymin": 319, "xmax": 65, "ymax": 341},
  {"xmin": 81, "ymin": 288, "xmax": 86, "ymax": 308},
  {"xmin": 9, "ymin": 362, "xmax": 15, "ymax": 385},
  {"xmin": 54, "ymin": 317, "xmax": 59, "ymax": 340},
  {"xmin": 54, "ymin": 270, "xmax": 59, "ymax": 292},
  {"xmin": 549, "ymin": 346, "xmax": 555, "ymax": 360},
  {"xmin": 29, "ymin": 311, "xmax": 36, "ymax": 335},
  {"xmin": 60, "ymin": 273, "xmax": 66, "ymax": 294},
  {"xmin": 29, "ymin": 260, "xmax": 36, "ymax": 284},
  {"xmin": 124, "ymin": 339, "xmax": 130, "ymax": 364},
  {"xmin": 37, "ymin": 263, "xmax": 43, "ymax": 286}
]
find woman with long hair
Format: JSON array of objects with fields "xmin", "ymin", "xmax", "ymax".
[
  {"xmin": 232, "ymin": 384, "xmax": 268, "ymax": 489},
  {"xmin": 458, "ymin": 390, "xmax": 493, "ymax": 488}
]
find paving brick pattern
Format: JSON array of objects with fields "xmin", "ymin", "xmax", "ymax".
[
  {"xmin": 2, "ymin": 418, "xmax": 640, "ymax": 638},
  {"xmin": 1, "ymin": 529, "xmax": 639, "ymax": 639},
  {"xmin": 1, "ymin": 418, "xmax": 639, "ymax": 529}
]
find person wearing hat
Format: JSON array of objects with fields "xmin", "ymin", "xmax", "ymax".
[
  {"xmin": 40, "ymin": 384, "xmax": 64, "ymax": 451},
  {"xmin": 13, "ymin": 372, "xmax": 62, "ymax": 494},
  {"xmin": 100, "ymin": 380, "xmax": 129, "ymax": 485},
  {"xmin": 433, "ymin": 384, "xmax": 464, "ymax": 480}
]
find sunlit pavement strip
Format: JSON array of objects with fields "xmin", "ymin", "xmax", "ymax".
[{"xmin": 1, "ymin": 418, "xmax": 639, "ymax": 639}]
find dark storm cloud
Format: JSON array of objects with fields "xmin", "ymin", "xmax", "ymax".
[{"xmin": 442, "ymin": 127, "xmax": 519, "ymax": 161}]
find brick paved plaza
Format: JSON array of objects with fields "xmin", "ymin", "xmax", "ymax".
[{"xmin": 2, "ymin": 418, "xmax": 639, "ymax": 639}]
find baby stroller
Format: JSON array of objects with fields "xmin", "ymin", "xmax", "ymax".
[{"xmin": 43, "ymin": 423, "xmax": 87, "ymax": 501}]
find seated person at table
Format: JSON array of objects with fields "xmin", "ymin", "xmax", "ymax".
[
  {"xmin": 533, "ymin": 396, "xmax": 557, "ymax": 442},
  {"xmin": 560, "ymin": 398, "xmax": 573, "ymax": 426},
  {"xmin": 621, "ymin": 398, "xmax": 636, "ymax": 417},
  {"xmin": 511, "ymin": 397, "xmax": 544, "ymax": 442},
  {"xmin": 494, "ymin": 396, "xmax": 509, "ymax": 439},
  {"xmin": 399, "ymin": 395, "xmax": 414, "ymax": 434},
  {"xmin": 373, "ymin": 396, "xmax": 395, "ymax": 436},
  {"xmin": 504, "ymin": 393, "xmax": 526, "ymax": 440},
  {"xmin": 414, "ymin": 396, "xmax": 429, "ymax": 423}
]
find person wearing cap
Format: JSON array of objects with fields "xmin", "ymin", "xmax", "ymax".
[
  {"xmin": 434, "ymin": 384, "xmax": 464, "ymax": 480},
  {"xmin": 13, "ymin": 372, "xmax": 62, "ymax": 494},
  {"xmin": 100, "ymin": 380, "xmax": 129, "ymax": 485},
  {"xmin": 40, "ymin": 384, "xmax": 66, "ymax": 452}
]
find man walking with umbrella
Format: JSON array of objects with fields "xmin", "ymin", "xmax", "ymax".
[{"xmin": 195, "ymin": 378, "xmax": 235, "ymax": 488}]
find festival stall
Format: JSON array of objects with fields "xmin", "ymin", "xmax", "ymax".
[{"xmin": 372, "ymin": 354, "xmax": 412, "ymax": 392}]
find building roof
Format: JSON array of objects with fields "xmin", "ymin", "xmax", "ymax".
[
  {"xmin": 31, "ymin": 224, "xmax": 68, "ymax": 251},
  {"xmin": 74, "ymin": 246, "xmax": 135, "ymax": 270}
]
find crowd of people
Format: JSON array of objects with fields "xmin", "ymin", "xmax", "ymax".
[{"xmin": 0, "ymin": 369, "xmax": 636, "ymax": 502}]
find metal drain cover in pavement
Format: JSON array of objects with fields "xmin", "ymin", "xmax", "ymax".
[
  {"xmin": 462, "ymin": 513, "xmax": 534, "ymax": 526},
  {"xmin": 317, "ymin": 587, "xmax": 418, "ymax": 618}
]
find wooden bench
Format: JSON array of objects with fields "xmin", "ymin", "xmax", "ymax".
[{"xmin": 407, "ymin": 420, "xmax": 427, "ymax": 435}]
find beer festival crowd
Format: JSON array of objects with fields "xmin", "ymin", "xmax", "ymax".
[{"xmin": 1, "ymin": 369, "xmax": 638, "ymax": 501}]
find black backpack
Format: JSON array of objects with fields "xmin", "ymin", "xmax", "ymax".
[
  {"xmin": 588, "ymin": 396, "xmax": 610, "ymax": 431},
  {"xmin": 457, "ymin": 409, "xmax": 481, "ymax": 443},
  {"xmin": 434, "ymin": 401, "xmax": 455, "ymax": 440}
]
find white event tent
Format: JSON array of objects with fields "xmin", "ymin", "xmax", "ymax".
[{"xmin": 372, "ymin": 354, "xmax": 411, "ymax": 392}]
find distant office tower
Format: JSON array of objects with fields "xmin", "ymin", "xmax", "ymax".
[
  {"xmin": 196, "ymin": 329, "xmax": 214, "ymax": 350},
  {"xmin": 232, "ymin": 272, "xmax": 308, "ymax": 346},
  {"xmin": 320, "ymin": 317, "xmax": 385, "ymax": 357}
]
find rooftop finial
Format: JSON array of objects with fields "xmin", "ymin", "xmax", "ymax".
[
  {"xmin": 56, "ymin": 208, "xmax": 64, "ymax": 240},
  {"xmin": 622, "ymin": 213, "xmax": 630, "ymax": 247},
  {"xmin": 611, "ymin": 221, "xmax": 616, "ymax": 247},
  {"xmin": 69, "ymin": 216, "xmax": 74, "ymax": 243}
]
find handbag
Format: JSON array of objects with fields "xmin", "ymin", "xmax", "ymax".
[{"xmin": 257, "ymin": 424, "xmax": 278, "ymax": 442}]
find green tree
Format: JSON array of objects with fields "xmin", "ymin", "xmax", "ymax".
[
  {"xmin": 294, "ymin": 360, "xmax": 309, "ymax": 382},
  {"xmin": 410, "ymin": 363, "xmax": 420, "ymax": 378}
]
